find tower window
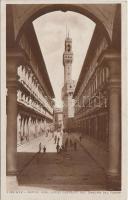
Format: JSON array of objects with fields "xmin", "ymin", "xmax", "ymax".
[{"xmin": 67, "ymin": 44, "xmax": 71, "ymax": 52}]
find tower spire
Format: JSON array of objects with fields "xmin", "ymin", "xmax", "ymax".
[
  {"xmin": 66, "ymin": 24, "xmax": 70, "ymax": 38},
  {"xmin": 68, "ymin": 29, "xmax": 69, "ymax": 38},
  {"xmin": 66, "ymin": 24, "xmax": 68, "ymax": 38}
]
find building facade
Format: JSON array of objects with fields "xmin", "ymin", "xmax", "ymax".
[
  {"xmin": 53, "ymin": 108, "xmax": 63, "ymax": 130},
  {"xmin": 15, "ymin": 23, "xmax": 55, "ymax": 146},
  {"xmin": 73, "ymin": 25, "xmax": 110, "ymax": 146},
  {"xmin": 73, "ymin": 24, "xmax": 121, "ymax": 187},
  {"xmin": 61, "ymin": 34, "xmax": 76, "ymax": 129}
]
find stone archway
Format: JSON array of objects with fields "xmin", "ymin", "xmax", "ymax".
[
  {"xmin": 6, "ymin": 3, "xmax": 121, "ymax": 191},
  {"xmin": 7, "ymin": 4, "xmax": 120, "ymax": 46}
]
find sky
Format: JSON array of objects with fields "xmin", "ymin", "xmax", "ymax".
[{"xmin": 33, "ymin": 11, "xmax": 95, "ymax": 107}]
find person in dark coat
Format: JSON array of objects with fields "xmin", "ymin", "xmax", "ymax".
[
  {"xmin": 43, "ymin": 146, "xmax": 46, "ymax": 153},
  {"xmin": 57, "ymin": 137, "xmax": 60, "ymax": 144},
  {"xmin": 79, "ymin": 135, "xmax": 82, "ymax": 142},
  {"xmin": 54, "ymin": 135, "xmax": 57, "ymax": 144},
  {"xmin": 39, "ymin": 142, "xmax": 41, "ymax": 153},
  {"xmin": 56, "ymin": 143, "xmax": 60, "ymax": 153},
  {"xmin": 21, "ymin": 136, "xmax": 24, "ymax": 144}
]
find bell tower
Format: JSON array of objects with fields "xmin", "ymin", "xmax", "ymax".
[
  {"xmin": 63, "ymin": 33, "xmax": 73, "ymax": 84},
  {"xmin": 61, "ymin": 32, "xmax": 76, "ymax": 129}
]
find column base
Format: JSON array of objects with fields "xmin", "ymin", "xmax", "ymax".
[
  {"xmin": 106, "ymin": 172, "xmax": 121, "ymax": 191},
  {"xmin": 6, "ymin": 175, "xmax": 19, "ymax": 192},
  {"xmin": 6, "ymin": 169, "xmax": 18, "ymax": 176}
]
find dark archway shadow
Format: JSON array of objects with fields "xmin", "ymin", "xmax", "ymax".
[{"xmin": 16, "ymin": 4, "xmax": 111, "ymax": 45}]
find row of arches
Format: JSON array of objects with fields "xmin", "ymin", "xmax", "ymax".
[
  {"xmin": 74, "ymin": 113, "xmax": 109, "ymax": 145},
  {"xmin": 17, "ymin": 113, "xmax": 49, "ymax": 146}
]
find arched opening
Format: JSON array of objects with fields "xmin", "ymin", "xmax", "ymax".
[
  {"xmin": 15, "ymin": 4, "xmax": 111, "ymax": 44},
  {"xmin": 6, "ymin": 4, "xmax": 121, "ymax": 192}
]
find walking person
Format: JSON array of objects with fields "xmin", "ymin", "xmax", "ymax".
[
  {"xmin": 37, "ymin": 142, "xmax": 41, "ymax": 164},
  {"xmin": 43, "ymin": 145, "xmax": 46, "ymax": 153},
  {"xmin": 79, "ymin": 135, "xmax": 82, "ymax": 142},
  {"xmin": 56, "ymin": 143, "xmax": 60, "ymax": 153},
  {"xmin": 39, "ymin": 142, "xmax": 41, "ymax": 153},
  {"xmin": 57, "ymin": 137, "xmax": 60, "ymax": 144},
  {"xmin": 20, "ymin": 135, "xmax": 24, "ymax": 144},
  {"xmin": 65, "ymin": 138, "xmax": 68, "ymax": 151},
  {"xmin": 54, "ymin": 135, "xmax": 57, "ymax": 144}
]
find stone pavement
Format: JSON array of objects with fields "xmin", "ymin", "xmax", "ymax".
[
  {"xmin": 7, "ymin": 133, "xmax": 110, "ymax": 192},
  {"xmin": 17, "ymin": 134, "xmax": 62, "ymax": 153},
  {"xmin": 14, "ymin": 137, "xmax": 107, "ymax": 192},
  {"xmin": 73, "ymin": 133, "xmax": 108, "ymax": 171}
]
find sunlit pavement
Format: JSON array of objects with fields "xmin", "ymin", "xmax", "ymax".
[
  {"xmin": 16, "ymin": 133, "xmax": 107, "ymax": 191},
  {"xmin": 17, "ymin": 134, "xmax": 63, "ymax": 153}
]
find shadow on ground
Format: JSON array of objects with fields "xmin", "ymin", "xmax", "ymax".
[{"xmin": 17, "ymin": 150, "xmax": 107, "ymax": 191}]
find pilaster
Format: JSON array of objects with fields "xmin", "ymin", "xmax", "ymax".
[
  {"xmin": 6, "ymin": 47, "xmax": 27, "ymax": 175},
  {"xmin": 99, "ymin": 48, "xmax": 121, "ymax": 190}
]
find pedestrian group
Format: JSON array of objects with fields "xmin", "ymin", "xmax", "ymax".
[{"xmin": 38, "ymin": 128, "xmax": 79, "ymax": 154}]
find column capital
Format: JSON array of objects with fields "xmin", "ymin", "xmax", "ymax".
[
  {"xmin": 7, "ymin": 47, "xmax": 28, "ymax": 88},
  {"xmin": 7, "ymin": 47, "xmax": 29, "ymax": 69},
  {"xmin": 98, "ymin": 48, "xmax": 121, "ymax": 90},
  {"xmin": 98, "ymin": 48, "xmax": 121, "ymax": 66}
]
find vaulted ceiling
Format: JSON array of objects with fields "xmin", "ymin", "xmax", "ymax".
[{"xmin": 9, "ymin": 4, "xmax": 119, "ymax": 42}]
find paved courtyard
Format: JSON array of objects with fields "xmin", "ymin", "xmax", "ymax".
[
  {"xmin": 16, "ymin": 134, "xmax": 107, "ymax": 191},
  {"xmin": 17, "ymin": 133, "xmax": 62, "ymax": 153}
]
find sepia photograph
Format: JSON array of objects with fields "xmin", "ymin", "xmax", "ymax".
[{"xmin": 0, "ymin": 0, "xmax": 127, "ymax": 200}]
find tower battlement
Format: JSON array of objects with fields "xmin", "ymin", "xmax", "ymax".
[{"xmin": 61, "ymin": 32, "xmax": 76, "ymax": 129}]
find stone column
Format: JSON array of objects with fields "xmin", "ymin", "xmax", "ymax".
[
  {"xmin": 27, "ymin": 117, "xmax": 31, "ymax": 141},
  {"xmin": 22, "ymin": 118, "xmax": 25, "ymax": 138},
  {"xmin": 20, "ymin": 117, "xmax": 24, "ymax": 138},
  {"xmin": 108, "ymin": 54, "xmax": 121, "ymax": 178},
  {"xmin": 6, "ymin": 76, "xmax": 17, "ymax": 175},
  {"xmin": 6, "ymin": 48, "xmax": 26, "ymax": 176},
  {"xmin": 17, "ymin": 114, "xmax": 21, "ymax": 145},
  {"xmin": 87, "ymin": 119, "xmax": 90, "ymax": 136},
  {"xmin": 99, "ymin": 49, "xmax": 121, "ymax": 189},
  {"xmin": 24, "ymin": 118, "xmax": 27, "ymax": 140},
  {"xmin": 95, "ymin": 116, "xmax": 98, "ymax": 139}
]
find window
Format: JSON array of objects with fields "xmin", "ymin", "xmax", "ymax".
[{"xmin": 67, "ymin": 44, "xmax": 71, "ymax": 52}]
